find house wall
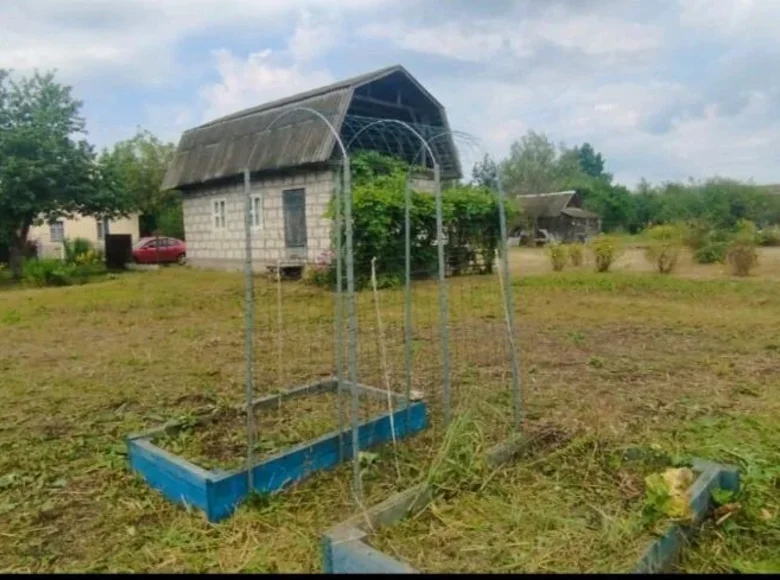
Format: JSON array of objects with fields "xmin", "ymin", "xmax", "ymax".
[
  {"xmin": 182, "ymin": 168, "xmax": 336, "ymax": 272},
  {"xmin": 28, "ymin": 214, "xmax": 140, "ymax": 259}
]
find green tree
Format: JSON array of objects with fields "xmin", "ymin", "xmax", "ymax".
[
  {"xmin": 471, "ymin": 153, "xmax": 499, "ymax": 190},
  {"xmin": 97, "ymin": 129, "xmax": 180, "ymax": 238},
  {"xmin": 500, "ymin": 131, "xmax": 559, "ymax": 196},
  {"xmin": 575, "ymin": 143, "xmax": 609, "ymax": 180},
  {"xmin": 0, "ymin": 70, "xmax": 123, "ymax": 278}
]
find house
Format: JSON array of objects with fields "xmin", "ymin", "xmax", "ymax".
[
  {"xmin": 161, "ymin": 65, "xmax": 461, "ymax": 272},
  {"xmin": 512, "ymin": 190, "xmax": 601, "ymax": 243},
  {"xmin": 28, "ymin": 214, "xmax": 141, "ymax": 259}
]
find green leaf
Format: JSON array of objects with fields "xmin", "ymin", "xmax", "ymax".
[{"xmin": 712, "ymin": 487, "xmax": 736, "ymax": 506}]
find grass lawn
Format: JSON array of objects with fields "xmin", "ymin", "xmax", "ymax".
[{"xmin": 0, "ymin": 249, "xmax": 778, "ymax": 572}]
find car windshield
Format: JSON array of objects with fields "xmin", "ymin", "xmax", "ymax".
[{"xmin": 133, "ymin": 239, "xmax": 153, "ymax": 249}]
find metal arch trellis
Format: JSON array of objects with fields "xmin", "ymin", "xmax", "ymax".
[
  {"xmin": 239, "ymin": 106, "xmax": 367, "ymax": 501},
  {"xmin": 343, "ymin": 117, "xmax": 454, "ymax": 428},
  {"xmin": 412, "ymin": 128, "xmax": 523, "ymax": 431}
]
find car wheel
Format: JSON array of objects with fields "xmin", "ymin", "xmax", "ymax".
[{"xmin": 177, "ymin": 253, "xmax": 187, "ymax": 265}]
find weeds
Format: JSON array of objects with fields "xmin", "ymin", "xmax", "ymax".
[
  {"xmin": 589, "ymin": 234, "xmax": 620, "ymax": 273},
  {"xmin": 568, "ymin": 243, "xmax": 584, "ymax": 267},
  {"xmin": 727, "ymin": 223, "xmax": 759, "ymax": 277},
  {"xmin": 644, "ymin": 225, "xmax": 683, "ymax": 274},
  {"xmin": 547, "ymin": 243, "xmax": 568, "ymax": 272}
]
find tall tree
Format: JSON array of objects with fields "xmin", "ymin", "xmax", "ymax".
[
  {"xmin": 575, "ymin": 143, "xmax": 607, "ymax": 180},
  {"xmin": 500, "ymin": 131, "xmax": 559, "ymax": 196},
  {"xmin": 97, "ymin": 129, "xmax": 180, "ymax": 238},
  {"xmin": 471, "ymin": 153, "xmax": 499, "ymax": 190},
  {"xmin": 0, "ymin": 70, "xmax": 124, "ymax": 278}
]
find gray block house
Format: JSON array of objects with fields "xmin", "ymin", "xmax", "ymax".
[{"xmin": 162, "ymin": 65, "xmax": 461, "ymax": 272}]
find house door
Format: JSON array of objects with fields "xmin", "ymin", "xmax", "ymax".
[{"xmin": 283, "ymin": 189, "xmax": 307, "ymax": 259}]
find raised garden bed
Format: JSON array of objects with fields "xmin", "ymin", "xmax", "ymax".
[
  {"xmin": 321, "ymin": 436, "xmax": 739, "ymax": 574},
  {"xmin": 127, "ymin": 378, "xmax": 427, "ymax": 522}
]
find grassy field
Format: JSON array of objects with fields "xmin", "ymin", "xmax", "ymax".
[{"xmin": 1, "ymin": 247, "xmax": 778, "ymax": 572}]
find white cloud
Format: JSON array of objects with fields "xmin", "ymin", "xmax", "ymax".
[
  {"xmin": 287, "ymin": 9, "xmax": 341, "ymax": 62},
  {"xmin": 357, "ymin": 8, "xmax": 662, "ymax": 64},
  {"xmin": 359, "ymin": 21, "xmax": 508, "ymax": 63},
  {"xmin": 197, "ymin": 49, "xmax": 333, "ymax": 122},
  {"xmin": 0, "ymin": 0, "xmax": 387, "ymax": 82},
  {"xmin": 532, "ymin": 13, "xmax": 662, "ymax": 56},
  {"xmin": 678, "ymin": 0, "xmax": 780, "ymax": 38}
]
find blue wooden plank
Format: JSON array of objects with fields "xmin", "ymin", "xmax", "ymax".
[
  {"xmin": 207, "ymin": 402, "xmax": 427, "ymax": 522},
  {"xmin": 633, "ymin": 462, "xmax": 741, "ymax": 573},
  {"xmin": 330, "ymin": 539, "xmax": 418, "ymax": 574},
  {"xmin": 128, "ymin": 439, "xmax": 210, "ymax": 513}
]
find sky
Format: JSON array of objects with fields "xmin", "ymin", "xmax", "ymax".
[{"xmin": 2, "ymin": 0, "xmax": 779, "ymax": 188}]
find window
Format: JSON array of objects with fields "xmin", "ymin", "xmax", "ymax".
[
  {"xmin": 50, "ymin": 221, "xmax": 65, "ymax": 243},
  {"xmin": 96, "ymin": 220, "xmax": 105, "ymax": 240},
  {"xmin": 249, "ymin": 194, "xmax": 263, "ymax": 228},
  {"xmin": 213, "ymin": 199, "xmax": 226, "ymax": 229}
]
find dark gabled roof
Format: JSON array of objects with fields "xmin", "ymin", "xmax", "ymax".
[
  {"xmin": 161, "ymin": 65, "xmax": 456, "ymax": 190},
  {"xmin": 561, "ymin": 207, "xmax": 600, "ymax": 220},
  {"xmin": 516, "ymin": 191, "xmax": 578, "ymax": 219}
]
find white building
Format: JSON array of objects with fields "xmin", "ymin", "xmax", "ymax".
[
  {"xmin": 28, "ymin": 214, "xmax": 140, "ymax": 259},
  {"xmin": 161, "ymin": 65, "xmax": 461, "ymax": 272}
]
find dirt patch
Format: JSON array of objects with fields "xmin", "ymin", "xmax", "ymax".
[{"xmin": 153, "ymin": 390, "xmax": 393, "ymax": 470}]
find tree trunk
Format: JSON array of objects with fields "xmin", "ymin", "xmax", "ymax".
[{"xmin": 9, "ymin": 223, "xmax": 31, "ymax": 280}]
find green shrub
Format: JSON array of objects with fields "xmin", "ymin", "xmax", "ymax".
[
  {"xmin": 757, "ymin": 225, "xmax": 780, "ymax": 247},
  {"xmin": 548, "ymin": 243, "xmax": 567, "ymax": 272},
  {"xmin": 694, "ymin": 241, "xmax": 728, "ymax": 264},
  {"xmin": 62, "ymin": 237, "xmax": 103, "ymax": 266},
  {"xmin": 589, "ymin": 234, "xmax": 620, "ymax": 273},
  {"xmin": 727, "ymin": 228, "xmax": 759, "ymax": 276},
  {"xmin": 568, "ymin": 243, "xmax": 584, "ymax": 267},
  {"xmin": 22, "ymin": 259, "xmax": 77, "ymax": 287},
  {"xmin": 324, "ymin": 151, "xmax": 514, "ymax": 289},
  {"xmin": 645, "ymin": 224, "xmax": 683, "ymax": 274}
]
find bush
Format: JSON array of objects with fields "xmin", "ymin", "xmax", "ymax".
[
  {"xmin": 63, "ymin": 237, "xmax": 102, "ymax": 265},
  {"xmin": 693, "ymin": 241, "xmax": 728, "ymax": 264},
  {"xmin": 727, "ymin": 233, "xmax": 759, "ymax": 277},
  {"xmin": 22, "ymin": 259, "xmax": 77, "ymax": 287},
  {"xmin": 589, "ymin": 234, "xmax": 620, "ymax": 273},
  {"xmin": 568, "ymin": 243, "xmax": 584, "ymax": 267},
  {"xmin": 757, "ymin": 225, "xmax": 780, "ymax": 247},
  {"xmin": 324, "ymin": 151, "xmax": 514, "ymax": 289},
  {"xmin": 644, "ymin": 224, "xmax": 682, "ymax": 274},
  {"xmin": 548, "ymin": 243, "xmax": 567, "ymax": 272}
]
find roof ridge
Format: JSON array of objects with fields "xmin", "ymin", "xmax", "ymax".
[{"xmin": 193, "ymin": 64, "xmax": 404, "ymax": 131}]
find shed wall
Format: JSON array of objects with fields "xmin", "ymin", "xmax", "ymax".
[{"xmin": 182, "ymin": 168, "xmax": 335, "ymax": 272}]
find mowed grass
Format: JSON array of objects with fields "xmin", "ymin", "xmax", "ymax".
[{"xmin": 1, "ymin": 249, "xmax": 779, "ymax": 572}]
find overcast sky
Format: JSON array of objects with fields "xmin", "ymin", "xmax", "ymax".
[{"xmin": 3, "ymin": 0, "xmax": 779, "ymax": 187}]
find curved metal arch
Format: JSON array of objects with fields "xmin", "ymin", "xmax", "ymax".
[
  {"xmin": 249, "ymin": 105, "xmax": 349, "ymax": 162},
  {"xmin": 343, "ymin": 117, "xmax": 440, "ymax": 171},
  {"xmin": 240, "ymin": 105, "xmax": 362, "ymax": 500},
  {"xmin": 344, "ymin": 117, "xmax": 452, "ymax": 426},
  {"xmin": 413, "ymin": 128, "xmax": 523, "ymax": 431}
]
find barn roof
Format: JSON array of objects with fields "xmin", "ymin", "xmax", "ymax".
[
  {"xmin": 561, "ymin": 207, "xmax": 600, "ymax": 220},
  {"xmin": 516, "ymin": 191, "xmax": 578, "ymax": 219},
  {"xmin": 162, "ymin": 65, "xmax": 460, "ymax": 190}
]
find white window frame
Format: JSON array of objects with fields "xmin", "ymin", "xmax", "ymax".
[
  {"xmin": 249, "ymin": 194, "xmax": 263, "ymax": 229},
  {"xmin": 96, "ymin": 219, "xmax": 105, "ymax": 240},
  {"xmin": 212, "ymin": 198, "xmax": 226, "ymax": 230},
  {"xmin": 50, "ymin": 221, "xmax": 65, "ymax": 243}
]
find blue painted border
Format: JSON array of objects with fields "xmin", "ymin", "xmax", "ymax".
[
  {"xmin": 127, "ymin": 380, "xmax": 428, "ymax": 523},
  {"xmin": 321, "ymin": 455, "xmax": 740, "ymax": 574}
]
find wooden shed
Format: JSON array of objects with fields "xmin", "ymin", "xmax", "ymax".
[{"xmin": 513, "ymin": 190, "xmax": 601, "ymax": 243}]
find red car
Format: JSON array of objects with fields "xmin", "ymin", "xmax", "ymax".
[{"xmin": 132, "ymin": 237, "xmax": 187, "ymax": 265}]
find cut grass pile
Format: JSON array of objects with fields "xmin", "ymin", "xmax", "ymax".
[
  {"xmin": 1, "ymin": 253, "xmax": 778, "ymax": 572},
  {"xmin": 153, "ymin": 390, "xmax": 390, "ymax": 470},
  {"xmin": 371, "ymin": 424, "xmax": 693, "ymax": 573}
]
